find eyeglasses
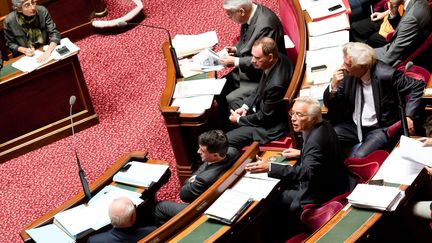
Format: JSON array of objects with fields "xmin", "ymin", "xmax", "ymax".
[
  {"xmin": 289, "ymin": 111, "xmax": 308, "ymax": 118},
  {"xmin": 22, "ymin": 1, "xmax": 37, "ymax": 9}
]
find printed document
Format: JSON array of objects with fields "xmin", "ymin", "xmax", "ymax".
[
  {"xmin": 172, "ymin": 31, "xmax": 218, "ymax": 57},
  {"xmin": 399, "ymin": 135, "xmax": 432, "ymax": 166},
  {"xmin": 308, "ymin": 30, "xmax": 349, "ymax": 51},
  {"xmin": 307, "ymin": 13, "xmax": 350, "ymax": 36},
  {"xmin": 173, "ymin": 78, "xmax": 226, "ymax": 98}
]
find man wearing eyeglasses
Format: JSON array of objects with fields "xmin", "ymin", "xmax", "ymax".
[
  {"xmin": 246, "ymin": 96, "xmax": 354, "ymax": 241},
  {"xmin": 4, "ymin": 0, "xmax": 61, "ymax": 62}
]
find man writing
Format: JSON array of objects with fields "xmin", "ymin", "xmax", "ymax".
[
  {"xmin": 220, "ymin": 0, "xmax": 285, "ymax": 104},
  {"xmin": 324, "ymin": 42, "xmax": 425, "ymax": 158},
  {"xmin": 226, "ymin": 37, "xmax": 292, "ymax": 157},
  {"xmin": 154, "ymin": 130, "xmax": 233, "ymax": 225},
  {"xmin": 246, "ymin": 96, "xmax": 353, "ymax": 241}
]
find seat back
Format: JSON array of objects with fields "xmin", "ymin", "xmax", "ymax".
[
  {"xmin": 300, "ymin": 201, "xmax": 344, "ymax": 232},
  {"xmin": 396, "ymin": 33, "xmax": 432, "ymax": 69},
  {"xmin": 344, "ymin": 150, "xmax": 389, "ymax": 183}
]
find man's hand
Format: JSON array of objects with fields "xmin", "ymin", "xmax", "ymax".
[
  {"xmin": 370, "ymin": 11, "xmax": 388, "ymax": 21},
  {"xmin": 229, "ymin": 108, "xmax": 247, "ymax": 124},
  {"xmin": 331, "ymin": 66, "xmax": 345, "ymax": 90},
  {"xmin": 245, "ymin": 155, "xmax": 269, "ymax": 173},
  {"xmin": 407, "ymin": 117, "xmax": 415, "ymax": 135},
  {"xmin": 219, "ymin": 55, "xmax": 236, "ymax": 67},
  {"xmin": 281, "ymin": 148, "xmax": 301, "ymax": 159},
  {"xmin": 37, "ymin": 52, "xmax": 51, "ymax": 63},
  {"xmin": 225, "ymin": 46, "xmax": 237, "ymax": 56}
]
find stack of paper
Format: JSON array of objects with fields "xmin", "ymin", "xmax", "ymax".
[
  {"xmin": 113, "ymin": 161, "xmax": 169, "ymax": 188},
  {"xmin": 306, "ymin": 0, "xmax": 346, "ymax": 21},
  {"xmin": 399, "ymin": 135, "xmax": 432, "ymax": 166},
  {"xmin": 307, "ymin": 13, "xmax": 350, "ymax": 37},
  {"xmin": 204, "ymin": 189, "xmax": 253, "ymax": 224},
  {"xmin": 172, "ymin": 31, "xmax": 218, "ymax": 58},
  {"xmin": 171, "ymin": 78, "xmax": 226, "ymax": 114},
  {"xmin": 12, "ymin": 50, "xmax": 53, "ymax": 73},
  {"xmin": 308, "ymin": 30, "xmax": 349, "ymax": 51},
  {"xmin": 232, "ymin": 173, "xmax": 279, "ymax": 200},
  {"xmin": 347, "ymin": 184, "xmax": 404, "ymax": 211}
]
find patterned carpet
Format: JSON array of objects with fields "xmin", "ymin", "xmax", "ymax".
[{"xmin": 0, "ymin": 0, "xmax": 279, "ymax": 242}]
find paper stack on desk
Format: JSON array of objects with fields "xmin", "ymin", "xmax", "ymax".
[
  {"xmin": 172, "ymin": 31, "xmax": 218, "ymax": 58},
  {"xmin": 306, "ymin": 0, "xmax": 346, "ymax": 21},
  {"xmin": 113, "ymin": 161, "xmax": 169, "ymax": 188},
  {"xmin": 347, "ymin": 184, "xmax": 404, "ymax": 211},
  {"xmin": 307, "ymin": 13, "xmax": 350, "ymax": 36}
]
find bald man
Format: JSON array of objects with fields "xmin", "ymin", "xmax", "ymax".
[{"xmin": 87, "ymin": 197, "xmax": 155, "ymax": 243}]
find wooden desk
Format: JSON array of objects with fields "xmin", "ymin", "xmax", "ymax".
[
  {"xmin": 19, "ymin": 150, "xmax": 171, "ymax": 242},
  {"xmin": 164, "ymin": 150, "xmax": 297, "ymax": 243},
  {"xmin": 0, "ymin": 52, "xmax": 99, "ymax": 162},
  {"xmin": 161, "ymin": 0, "xmax": 308, "ymax": 182},
  {"xmin": 140, "ymin": 142, "xmax": 261, "ymax": 243},
  {"xmin": 0, "ymin": 0, "xmax": 107, "ymax": 58},
  {"xmin": 159, "ymin": 41, "xmax": 220, "ymax": 183},
  {"xmin": 306, "ymin": 167, "xmax": 429, "ymax": 242}
]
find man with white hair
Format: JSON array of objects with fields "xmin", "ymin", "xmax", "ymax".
[
  {"xmin": 87, "ymin": 197, "xmax": 155, "ymax": 243},
  {"xmin": 324, "ymin": 42, "xmax": 425, "ymax": 158},
  {"xmin": 219, "ymin": 0, "xmax": 285, "ymax": 104},
  {"xmin": 246, "ymin": 96, "xmax": 353, "ymax": 241}
]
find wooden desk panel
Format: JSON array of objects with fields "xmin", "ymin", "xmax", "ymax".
[
  {"xmin": 0, "ymin": 53, "xmax": 99, "ymax": 162},
  {"xmin": 19, "ymin": 151, "xmax": 171, "ymax": 242}
]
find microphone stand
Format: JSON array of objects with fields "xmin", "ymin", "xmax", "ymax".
[
  {"xmin": 119, "ymin": 22, "xmax": 183, "ymax": 79},
  {"xmin": 69, "ymin": 96, "xmax": 92, "ymax": 202}
]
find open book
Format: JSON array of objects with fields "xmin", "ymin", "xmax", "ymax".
[
  {"xmin": 204, "ymin": 189, "xmax": 253, "ymax": 225},
  {"xmin": 113, "ymin": 161, "xmax": 169, "ymax": 187},
  {"xmin": 347, "ymin": 184, "xmax": 404, "ymax": 211}
]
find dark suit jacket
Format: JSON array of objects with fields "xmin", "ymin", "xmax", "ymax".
[
  {"xmin": 179, "ymin": 156, "xmax": 232, "ymax": 202},
  {"xmin": 268, "ymin": 121, "xmax": 352, "ymax": 214},
  {"xmin": 87, "ymin": 226, "xmax": 156, "ymax": 243},
  {"xmin": 375, "ymin": 0, "xmax": 432, "ymax": 66},
  {"xmin": 234, "ymin": 3, "xmax": 285, "ymax": 83},
  {"xmin": 232, "ymin": 54, "xmax": 292, "ymax": 143},
  {"xmin": 323, "ymin": 60, "xmax": 425, "ymax": 128}
]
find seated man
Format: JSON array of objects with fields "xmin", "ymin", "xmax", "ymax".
[
  {"xmin": 350, "ymin": 0, "xmax": 404, "ymax": 48},
  {"xmin": 246, "ymin": 96, "xmax": 354, "ymax": 241},
  {"xmin": 324, "ymin": 42, "xmax": 425, "ymax": 158},
  {"xmin": 154, "ymin": 130, "xmax": 233, "ymax": 226},
  {"xmin": 87, "ymin": 197, "xmax": 156, "ymax": 243},
  {"xmin": 374, "ymin": 0, "xmax": 432, "ymax": 66},
  {"xmin": 219, "ymin": 0, "xmax": 285, "ymax": 104},
  {"xmin": 226, "ymin": 37, "xmax": 292, "ymax": 157}
]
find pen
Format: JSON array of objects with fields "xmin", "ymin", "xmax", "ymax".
[{"xmin": 370, "ymin": 4, "xmax": 374, "ymax": 14}]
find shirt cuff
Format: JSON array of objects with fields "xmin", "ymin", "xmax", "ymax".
[
  {"xmin": 234, "ymin": 57, "xmax": 240, "ymax": 67},
  {"xmin": 241, "ymin": 104, "xmax": 249, "ymax": 111}
]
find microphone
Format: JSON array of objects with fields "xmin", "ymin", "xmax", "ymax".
[
  {"xmin": 397, "ymin": 61, "xmax": 414, "ymax": 137},
  {"xmin": 69, "ymin": 95, "xmax": 92, "ymax": 202},
  {"xmin": 118, "ymin": 21, "xmax": 183, "ymax": 79}
]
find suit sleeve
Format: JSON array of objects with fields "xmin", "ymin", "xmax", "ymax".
[
  {"xmin": 179, "ymin": 175, "xmax": 208, "ymax": 203},
  {"xmin": 239, "ymin": 84, "xmax": 285, "ymax": 127},
  {"xmin": 269, "ymin": 141, "xmax": 324, "ymax": 182},
  {"xmin": 393, "ymin": 70, "xmax": 426, "ymax": 119},
  {"xmin": 376, "ymin": 15, "xmax": 420, "ymax": 66},
  {"xmin": 41, "ymin": 7, "xmax": 61, "ymax": 45}
]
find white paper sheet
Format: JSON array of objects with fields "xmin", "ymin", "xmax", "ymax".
[
  {"xmin": 399, "ymin": 135, "xmax": 432, "ymax": 166},
  {"xmin": 307, "ymin": 13, "xmax": 350, "ymax": 37},
  {"xmin": 173, "ymin": 78, "xmax": 226, "ymax": 98},
  {"xmin": 308, "ymin": 30, "xmax": 349, "ymax": 51},
  {"xmin": 171, "ymin": 95, "xmax": 214, "ymax": 114}
]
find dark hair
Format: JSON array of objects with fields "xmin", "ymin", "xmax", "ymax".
[
  {"xmin": 424, "ymin": 115, "xmax": 432, "ymax": 137},
  {"xmin": 198, "ymin": 130, "xmax": 228, "ymax": 157}
]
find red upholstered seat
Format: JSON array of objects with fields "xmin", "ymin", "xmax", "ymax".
[
  {"xmin": 279, "ymin": 0, "xmax": 300, "ymax": 61},
  {"xmin": 396, "ymin": 33, "xmax": 432, "ymax": 69},
  {"xmin": 344, "ymin": 150, "xmax": 389, "ymax": 183}
]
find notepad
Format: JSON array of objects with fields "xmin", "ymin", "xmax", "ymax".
[
  {"xmin": 347, "ymin": 184, "xmax": 404, "ymax": 211},
  {"xmin": 204, "ymin": 189, "xmax": 253, "ymax": 224},
  {"xmin": 113, "ymin": 161, "xmax": 169, "ymax": 187}
]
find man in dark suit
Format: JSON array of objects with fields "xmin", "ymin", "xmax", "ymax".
[
  {"xmin": 87, "ymin": 197, "xmax": 156, "ymax": 243},
  {"xmin": 375, "ymin": 0, "xmax": 432, "ymax": 67},
  {"xmin": 324, "ymin": 42, "xmax": 425, "ymax": 158},
  {"xmin": 220, "ymin": 0, "xmax": 285, "ymax": 103},
  {"xmin": 226, "ymin": 37, "xmax": 292, "ymax": 157},
  {"xmin": 246, "ymin": 96, "xmax": 353, "ymax": 241},
  {"xmin": 154, "ymin": 130, "xmax": 233, "ymax": 226}
]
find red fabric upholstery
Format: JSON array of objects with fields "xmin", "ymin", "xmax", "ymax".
[
  {"xmin": 374, "ymin": 0, "xmax": 388, "ymax": 12},
  {"xmin": 387, "ymin": 121, "xmax": 402, "ymax": 138},
  {"xmin": 279, "ymin": 0, "xmax": 300, "ymax": 61},
  {"xmin": 285, "ymin": 232, "xmax": 309, "ymax": 243},
  {"xmin": 396, "ymin": 33, "xmax": 432, "ymax": 69},
  {"xmin": 241, "ymin": 136, "xmax": 293, "ymax": 152},
  {"xmin": 397, "ymin": 65, "xmax": 431, "ymax": 83},
  {"xmin": 344, "ymin": 150, "xmax": 389, "ymax": 183},
  {"xmin": 300, "ymin": 201, "xmax": 344, "ymax": 231}
]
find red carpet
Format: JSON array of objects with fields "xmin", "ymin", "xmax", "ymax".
[{"xmin": 0, "ymin": 0, "xmax": 279, "ymax": 242}]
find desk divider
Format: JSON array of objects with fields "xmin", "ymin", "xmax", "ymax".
[{"xmin": 0, "ymin": 63, "xmax": 19, "ymax": 78}]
